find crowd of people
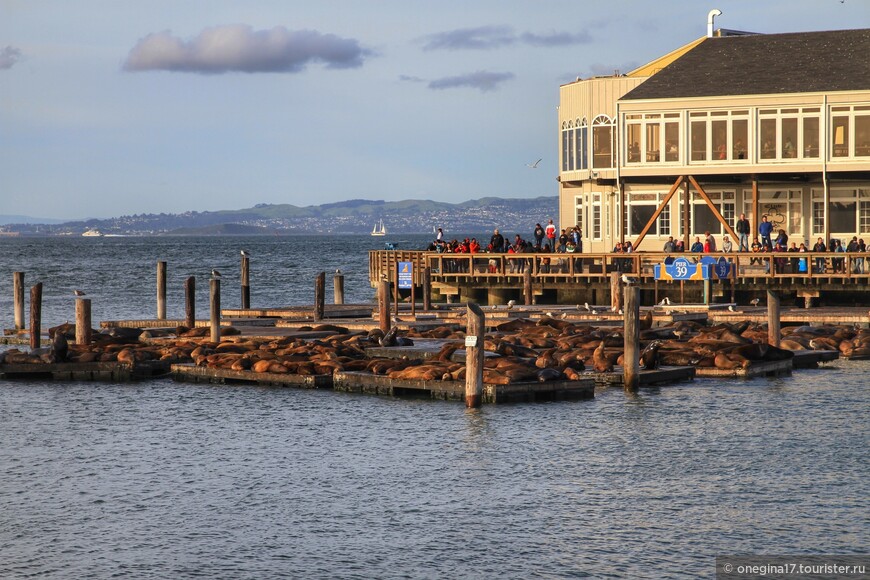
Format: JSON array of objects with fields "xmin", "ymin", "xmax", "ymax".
[{"xmin": 424, "ymin": 213, "xmax": 869, "ymax": 275}]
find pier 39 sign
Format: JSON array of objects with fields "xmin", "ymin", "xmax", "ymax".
[{"xmin": 654, "ymin": 256, "xmax": 732, "ymax": 281}]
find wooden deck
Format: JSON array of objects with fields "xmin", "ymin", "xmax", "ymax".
[
  {"xmin": 171, "ymin": 364, "xmax": 332, "ymax": 388},
  {"xmin": 0, "ymin": 360, "xmax": 172, "ymax": 381},
  {"xmin": 590, "ymin": 365, "xmax": 696, "ymax": 388},
  {"xmin": 694, "ymin": 358, "xmax": 793, "ymax": 378}
]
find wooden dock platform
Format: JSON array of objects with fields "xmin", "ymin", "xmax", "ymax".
[
  {"xmin": 591, "ymin": 365, "xmax": 696, "ymax": 388},
  {"xmin": 332, "ymin": 371, "xmax": 594, "ymax": 403},
  {"xmin": 694, "ymin": 358, "xmax": 793, "ymax": 378},
  {"xmin": 791, "ymin": 350, "xmax": 839, "ymax": 368},
  {"xmin": 171, "ymin": 364, "xmax": 332, "ymax": 388},
  {"xmin": 0, "ymin": 360, "xmax": 172, "ymax": 381}
]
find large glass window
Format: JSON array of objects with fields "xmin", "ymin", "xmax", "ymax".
[
  {"xmin": 830, "ymin": 201, "xmax": 856, "ymax": 233},
  {"xmin": 690, "ymin": 110, "xmax": 750, "ymax": 163},
  {"xmin": 561, "ymin": 118, "xmax": 587, "ymax": 171},
  {"xmin": 627, "ymin": 120, "xmax": 642, "ymax": 163},
  {"xmin": 592, "ymin": 115, "xmax": 615, "ymax": 168},
  {"xmin": 691, "ymin": 120, "xmax": 706, "ymax": 161},
  {"xmin": 856, "ymin": 111, "xmax": 870, "ymax": 157},
  {"xmin": 691, "ymin": 191, "xmax": 733, "ymax": 236},
  {"xmin": 803, "ymin": 117, "xmax": 819, "ymax": 158},
  {"xmin": 627, "ymin": 192, "xmax": 671, "ymax": 237},
  {"xmin": 760, "ymin": 117, "xmax": 777, "ymax": 159},
  {"xmin": 759, "ymin": 107, "xmax": 821, "ymax": 161},
  {"xmin": 832, "ymin": 113, "xmax": 849, "ymax": 158},
  {"xmin": 625, "ymin": 113, "xmax": 679, "ymax": 164}
]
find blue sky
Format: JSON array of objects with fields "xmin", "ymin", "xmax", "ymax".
[{"xmin": 1, "ymin": 0, "xmax": 866, "ymax": 219}]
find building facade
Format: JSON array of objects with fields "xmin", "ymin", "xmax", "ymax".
[{"xmin": 558, "ymin": 28, "xmax": 870, "ymax": 253}]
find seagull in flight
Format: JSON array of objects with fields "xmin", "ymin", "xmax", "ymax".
[
  {"xmin": 73, "ymin": 289, "xmax": 86, "ymax": 297},
  {"xmin": 211, "ymin": 269, "xmax": 222, "ymax": 279},
  {"xmin": 526, "ymin": 158, "xmax": 542, "ymax": 169}
]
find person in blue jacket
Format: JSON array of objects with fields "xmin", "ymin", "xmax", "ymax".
[{"xmin": 759, "ymin": 215, "xmax": 774, "ymax": 249}]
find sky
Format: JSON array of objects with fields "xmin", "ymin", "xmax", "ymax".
[{"xmin": 1, "ymin": 0, "xmax": 867, "ymax": 220}]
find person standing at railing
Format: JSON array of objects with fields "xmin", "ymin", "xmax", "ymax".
[
  {"xmin": 736, "ymin": 213, "xmax": 751, "ymax": 252},
  {"xmin": 788, "ymin": 241, "xmax": 799, "ymax": 273},
  {"xmin": 533, "ymin": 223, "xmax": 545, "ymax": 250},
  {"xmin": 691, "ymin": 237, "xmax": 704, "ymax": 252},
  {"xmin": 798, "ymin": 242, "xmax": 808, "ymax": 273},
  {"xmin": 663, "ymin": 236, "xmax": 676, "ymax": 252},
  {"xmin": 859, "ymin": 238, "xmax": 867, "ymax": 274},
  {"xmin": 812, "ymin": 237, "xmax": 827, "ymax": 273},
  {"xmin": 832, "ymin": 239, "xmax": 845, "ymax": 273},
  {"xmin": 545, "ymin": 219, "xmax": 557, "ymax": 252},
  {"xmin": 722, "ymin": 235, "xmax": 733, "ymax": 253},
  {"xmin": 759, "ymin": 215, "xmax": 774, "ymax": 249},
  {"xmin": 704, "ymin": 231, "xmax": 716, "ymax": 252}
]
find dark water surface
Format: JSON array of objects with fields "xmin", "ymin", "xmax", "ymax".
[{"xmin": 0, "ymin": 236, "xmax": 868, "ymax": 578}]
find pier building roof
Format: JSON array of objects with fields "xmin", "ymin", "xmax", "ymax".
[{"xmin": 622, "ymin": 28, "xmax": 870, "ymax": 101}]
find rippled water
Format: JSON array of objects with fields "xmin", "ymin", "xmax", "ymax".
[{"xmin": 0, "ymin": 236, "xmax": 868, "ymax": 578}]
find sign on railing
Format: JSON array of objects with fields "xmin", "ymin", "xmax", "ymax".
[
  {"xmin": 654, "ymin": 256, "xmax": 732, "ymax": 281},
  {"xmin": 397, "ymin": 261, "xmax": 413, "ymax": 289}
]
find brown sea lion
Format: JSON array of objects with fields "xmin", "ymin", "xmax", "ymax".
[
  {"xmin": 536, "ymin": 368, "xmax": 563, "ymax": 382},
  {"xmin": 640, "ymin": 340, "xmax": 661, "ymax": 370},
  {"xmin": 592, "ymin": 340, "xmax": 613, "ymax": 373}
]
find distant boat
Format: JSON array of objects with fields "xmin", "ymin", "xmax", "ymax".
[
  {"xmin": 82, "ymin": 229, "xmax": 103, "ymax": 237},
  {"xmin": 371, "ymin": 219, "xmax": 386, "ymax": 236}
]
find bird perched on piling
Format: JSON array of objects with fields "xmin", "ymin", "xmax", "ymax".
[
  {"xmin": 73, "ymin": 290, "xmax": 86, "ymax": 297},
  {"xmin": 240, "ymin": 250, "xmax": 250, "ymax": 257},
  {"xmin": 750, "ymin": 298, "xmax": 760, "ymax": 306},
  {"xmin": 506, "ymin": 299, "xmax": 516, "ymax": 310},
  {"xmin": 335, "ymin": 269, "xmax": 341, "ymax": 275},
  {"xmin": 621, "ymin": 274, "xmax": 638, "ymax": 285},
  {"xmin": 211, "ymin": 269, "xmax": 222, "ymax": 279}
]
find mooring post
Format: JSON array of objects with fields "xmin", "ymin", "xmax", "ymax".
[
  {"xmin": 241, "ymin": 254, "xmax": 250, "ymax": 309},
  {"xmin": 13, "ymin": 271, "xmax": 25, "ymax": 330},
  {"xmin": 610, "ymin": 272, "xmax": 622, "ymax": 312},
  {"xmin": 75, "ymin": 298, "xmax": 92, "ymax": 346},
  {"xmin": 184, "ymin": 276, "xmax": 196, "ymax": 328},
  {"xmin": 314, "ymin": 272, "xmax": 325, "ymax": 322},
  {"xmin": 333, "ymin": 271, "xmax": 345, "ymax": 305},
  {"xmin": 703, "ymin": 278, "xmax": 711, "ymax": 305},
  {"xmin": 210, "ymin": 278, "xmax": 221, "ymax": 343},
  {"xmin": 422, "ymin": 266, "xmax": 431, "ymax": 311},
  {"xmin": 623, "ymin": 285, "xmax": 640, "ymax": 393},
  {"xmin": 465, "ymin": 302, "xmax": 485, "ymax": 408},
  {"xmin": 29, "ymin": 282, "xmax": 42, "ymax": 350},
  {"xmin": 523, "ymin": 268, "xmax": 532, "ymax": 305},
  {"xmin": 157, "ymin": 261, "xmax": 167, "ymax": 320},
  {"xmin": 378, "ymin": 279, "xmax": 391, "ymax": 332},
  {"xmin": 767, "ymin": 290, "xmax": 781, "ymax": 348}
]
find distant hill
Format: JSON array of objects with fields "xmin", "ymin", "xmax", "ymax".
[{"xmin": 1, "ymin": 196, "xmax": 560, "ymax": 236}]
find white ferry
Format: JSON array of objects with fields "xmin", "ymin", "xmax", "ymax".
[{"xmin": 82, "ymin": 229, "xmax": 104, "ymax": 237}]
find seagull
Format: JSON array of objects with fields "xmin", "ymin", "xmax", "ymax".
[
  {"xmin": 240, "ymin": 249, "xmax": 250, "ymax": 257},
  {"xmin": 335, "ymin": 269, "xmax": 341, "ymax": 275},
  {"xmin": 618, "ymin": 309, "xmax": 624, "ymax": 315},
  {"xmin": 211, "ymin": 269, "xmax": 222, "ymax": 279},
  {"xmin": 506, "ymin": 299, "xmax": 516, "ymax": 310},
  {"xmin": 728, "ymin": 305, "xmax": 736, "ymax": 312},
  {"xmin": 560, "ymin": 312, "xmax": 568, "ymax": 319},
  {"xmin": 658, "ymin": 297, "xmax": 671, "ymax": 306},
  {"xmin": 611, "ymin": 305, "xmax": 619, "ymax": 312},
  {"xmin": 73, "ymin": 290, "xmax": 86, "ymax": 297},
  {"xmin": 545, "ymin": 311, "xmax": 555, "ymax": 318},
  {"xmin": 526, "ymin": 158, "xmax": 542, "ymax": 169},
  {"xmin": 750, "ymin": 298, "xmax": 760, "ymax": 306},
  {"xmin": 490, "ymin": 304, "xmax": 498, "ymax": 310},
  {"xmin": 583, "ymin": 302, "xmax": 592, "ymax": 311},
  {"xmin": 621, "ymin": 274, "xmax": 638, "ymax": 285}
]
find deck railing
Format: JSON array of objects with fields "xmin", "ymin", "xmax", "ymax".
[{"xmin": 369, "ymin": 250, "xmax": 870, "ymax": 285}]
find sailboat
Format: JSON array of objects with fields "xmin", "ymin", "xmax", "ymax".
[{"xmin": 371, "ymin": 219, "xmax": 386, "ymax": 236}]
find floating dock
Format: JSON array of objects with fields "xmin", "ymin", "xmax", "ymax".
[
  {"xmin": 0, "ymin": 360, "xmax": 172, "ymax": 381},
  {"xmin": 171, "ymin": 364, "xmax": 331, "ymax": 388},
  {"xmin": 590, "ymin": 365, "xmax": 696, "ymax": 388},
  {"xmin": 694, "ymin": 358, "xmax": 793, "ymax": 378}
]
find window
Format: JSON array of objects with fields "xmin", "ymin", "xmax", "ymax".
[
  {"xmin": 575, "ymin": 196, "xmax": 584, "ymax": 235},
  {"xmin": 591, "ymin": 193, "xmax": 601, "ymax": 240},
  {"xmin": 625, "ymin": 112, "xmax": 680, "ymax": 164},
  {"xmin": 561, "ymin": 118, "xmax": 588, "ymax": 171},
  {"xmin": 812, "ymin": 200, "xmax": 825, "ymax": 236},
  {"xmin": 690, "ymin": 110, "xmax": 750, "ymax": 163},
  {"xmin": 691, "ymin": 191, "xmax": 734, "ymax": 236},
  {"xmin": 759, "ymin": 107, "xmax": 821, "ymax": 161},
  {"xmin": 592, "ymin": 115, "xmax": 615, "ymax": 169},
  {"xmin": 833, "ymin": 105, "xmax": 870, "ymax": 158}
]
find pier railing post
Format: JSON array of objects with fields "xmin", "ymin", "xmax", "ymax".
[
  {"xmin": 610, "ymin": 272, "xmax": 622, "ymax": 312},
  {"xmin": 523, "ymin": 268, "xmax": 532, "ymax": 305},
  {"xmin": 210, "ymin": 278, "xmax": 221, "ymax": 343},
  {"xmin": 623, "ymin": 285, "xmax": 640, "ymax": 393},
  {"xmin": 184, "ymin": 276, "xmax": 196, "ymax": 328},
  {"xmin": 378, "ymin": 279, "xmax": 391, "ymax": 332},
  {"xmin": 314, "ymin": 272, "xmax": 325, "ymax": 322},
  {"xmin": 422, "ymin": 266, "xmax": 431, "ymax": 311},
  {"xmin": 29, "ymin": 282, "xmax": 42, "ymax": 350},
  {"xmin": 75, "ymin": 298, "xmax": 92, "ymax": 345},
  {"xmin": 333, "ymin": 271, "xmax": 345, "ymax": 305},
  {"xmin": 241, "ymin": 255, "xmax": 250, "ymax": 309},
  {"xmin": 767, "ymin": 290, "xmax": 781, "ymax": 348},
  {"xmin": 157, "ymin": 261, "xmax": 167, "ymax": 320},
  {"xmin": 13, "ymin": 272, "xmax": 25, "ymax": 330},
  {"xmin": 465, "ymin": 302, "xmax": 485, "ymax": 408}
]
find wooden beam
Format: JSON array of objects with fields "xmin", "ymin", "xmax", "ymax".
[
  {"xmin": 683, "ymin": 178, "xmax": 691, "ymax": 249},
  {"xmin": 752, "ymin": 178, "xmax": 759, "ymax": 244},
  {"xmin": 688, "ymin": 176, "xmax": 739, "ymax": 244},
  {"xmin": 631, "ymin": 175, "xmax": 684, "ymax": 250}
]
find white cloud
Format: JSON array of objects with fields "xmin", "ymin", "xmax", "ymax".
[
  {"xmin": 123, "ymin": 24, "xmax": 372, "ymax": 74},
  {"xmin": 428, "ymin": 71, "xmax": 515, "ymax": 92},
  {"xmin": 0, "ymin": 46, "xmax": 22, "ymax": 70}
]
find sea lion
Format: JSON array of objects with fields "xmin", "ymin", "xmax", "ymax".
[
  {"xmin": 592, "ymin": 340, "xmax": 613, "ymax": 373},
  {"xmin": 379, "ymin": 327, "xmax": 398, "ymax": 347},
  {"xmin": 640, "ymin": 340, "xmax": 661, "ymax": 370},
  {"xmin": 536, "ymin": 368, "xmax": 563, "ymax": 382},
  {"xmin": 50, "ymin": 331, "xmax": 69, "ymax": 363}
]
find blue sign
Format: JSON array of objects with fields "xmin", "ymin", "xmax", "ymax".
[
  {"xmin": 654, "ymin": 256, "xmax": 732, "ymax": 281},
  {"xmin": 714, "ymin": 257, "xmax": 731, "ymax": 279},
  {"xmin": 397, "ymin": 261, "xmax": 413, "ymax": 289}
]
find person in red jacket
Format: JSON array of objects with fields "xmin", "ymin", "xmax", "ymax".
[{"xmin": 545, "ymin": 219, "xmax": 556, "ymax": 252}]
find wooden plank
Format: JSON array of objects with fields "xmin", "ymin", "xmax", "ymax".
[
  {"xmin": 694, "ymin": 358, "xmax": 792, "ymax": 378},
  {"xmin": 171, "ymin": 364, "xmax": 331, "ymax": 388},
  {"xmin": 791, "ymin": 350, "xmax": 839, "ymax": 368},
  {"xmin": 591, "ymin": 365, "xmax": 695, "ymax": 387}
]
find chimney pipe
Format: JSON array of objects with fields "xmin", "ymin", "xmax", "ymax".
[{"xmin": 707, "ymin": 9, "xmax": 722, "ymax": 38}]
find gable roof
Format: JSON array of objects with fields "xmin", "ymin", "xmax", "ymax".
[{"xmin": 621, "ymin": 28, "xmax": 870, "ymax": 101}]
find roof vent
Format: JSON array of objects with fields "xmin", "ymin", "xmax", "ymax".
[{"xmin": 707, "ymin": 9, "xmax": 722, "ymax": 38}]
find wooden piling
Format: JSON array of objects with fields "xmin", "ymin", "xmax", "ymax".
[
  {"xmin": 157, "ymin": 261, "xmax": 167, "ymax": 320},
  {"xmin": 767, "ymin": 290, "xmax": 781, "ymax": 348},
  {"xmin": 422, "ymin": 266, "xmax": 431, "ymax": 311},
  {"xmin": 523, "ymin": 268, "xmax": 532, "ymax": 305},
  {"xmin": 465, "ymin": 302, "xmax": 485, "ymax": 408},
  {"xmin": 184, "ymin": 276, "xmax": 195, "ymax": 328},
  {"xmin": 13, "ymin": 272, "xmax": 25, "ymax": 330},
  {"xmin": 241, "ymin": 255, "xmax": 250, "ymax": 309},
  {"xmin": 314, "ymin": 272, "xmax": 325, "ymax": 321},
  {"xmin": 333, "ymin": 271, "xmax": 345, "ymax": 305},
  {"xmin": 75, "ymin": 298, "xmax": 92, "ymax": 345},
  {"xmin": 29, "ymin": 282, "xmax": 42, "ymax": 350},
  {"xmin": 610, "ymin": 272, "xmax": 622, "ymax": 312},
  {"xmin": 210, "ymin": 278, "xmax": 220, "ymax": 343},
  {"xmin": 378, "ymin": 280, "xmax": 391, "ymax": 332},
  {"xmin": 623, "ymin": 285, "xmax": 640, "ymax": 393}
]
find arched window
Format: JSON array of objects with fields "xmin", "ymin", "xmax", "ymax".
[
  {"xmin": 576, "ymin": 117, "xmax": 588, "ymax": 170},
  {"xmin": 592, "ymin": 115, "xmax": 615, "ymax": 168},
  {"xmin": 561, "ymin": 118, "xmax": 588, "ymax": 171}
]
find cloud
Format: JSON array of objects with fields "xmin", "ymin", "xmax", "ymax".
[
  {"xmin": 399, "ymin": 74, "xmax": 425, "ymax": 83},
  {"xmin": 428, "ymin": 71, "xmax": 514, "ymax": 92},
  {"xmin": 420, "ymin": 26, "xmax": 591, "ymax": 51},
  {"xmin": 123, "ymin": 24, "xmax": 371, "ymax": 74},
  {"xmin": 0, "ymin": 46, "xmax": 21, "ymax": 70}
]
